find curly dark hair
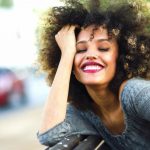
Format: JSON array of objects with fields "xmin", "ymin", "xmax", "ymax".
[{"xmin": 37, "ymin": 0, "xmax": 150, "ymax": 110}]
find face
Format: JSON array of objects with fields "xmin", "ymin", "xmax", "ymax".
[{"xmin": 73, "ymin": 25, "xmax": 118, "ymax": 87}]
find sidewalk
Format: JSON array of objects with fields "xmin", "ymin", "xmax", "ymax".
[{"xmin": 0, "ymin": 106, "xmax": 46, "ymax": 150}]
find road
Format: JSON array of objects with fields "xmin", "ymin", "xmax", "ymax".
[
  {"xmin": 0, "ymin": 69, "xmax": 50, "ymax": 150},
  {"xmin": 0, "ymin": 106, "xmax": 46, "ymax": 150}
]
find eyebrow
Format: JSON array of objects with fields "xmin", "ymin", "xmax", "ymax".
[{"xmin": 76, "ymin": 38, "xmax": 111, "ymax": 45}]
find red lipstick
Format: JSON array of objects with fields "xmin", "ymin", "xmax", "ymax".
[{"xmin": 81, "ymin": 61, "xmax": 104, "ymax": 73}]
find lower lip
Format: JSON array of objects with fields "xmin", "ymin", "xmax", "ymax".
[{"xmin": 82, "ymin": 68, "xmax": 103, "ymax": 73}]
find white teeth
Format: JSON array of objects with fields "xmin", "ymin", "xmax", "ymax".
[{"xmin": 83, "ymin": 65, "xmax": 102, "ymax": 71}]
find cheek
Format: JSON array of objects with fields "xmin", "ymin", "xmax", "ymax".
[
  {"xmin": 104, "ymin": 53, "xmax": 118, "ymax": 71},
  {"xmin": 73, "ymin": 56, "xmax": 78, "ymax": 70},
  {"xmin": 73, "ymin": 57, "xmax": 80, "ymax": 80},
  {"xmin": 73, "ymin": 55, "xmax": 82, "ymax": 70},
  {"xmin": 104, "ymin": 55, "xmax": 117, "ymax": 64},
  {"xmin": 106, "ymin": 49, "xmax": 118, "ymax": 65},
  {"xmin": 73, "ymin": 57, "xmax": 79, "ymax": 75}
]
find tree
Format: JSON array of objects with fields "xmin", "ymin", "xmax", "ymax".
[{"xmin": 0, "ymin": 0, "xmax": 13, "ymax": 8}]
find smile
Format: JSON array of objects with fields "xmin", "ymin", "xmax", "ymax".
[{"xmin": 81, "ymin": 62, "xmax": 104, "ymax": 73}]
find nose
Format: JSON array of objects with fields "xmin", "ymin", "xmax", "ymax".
[
  {"xmin": 86, "ymin": 54, "xmax": 98, "ymax": 60},
  {"xmin": 85, "ymin": 44, "xmax": 99, "ymax": 60}
]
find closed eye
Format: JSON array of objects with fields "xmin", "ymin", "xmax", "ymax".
[
  {"xmin": 98, "ymin": 48, "xmax": 110, "ymax": 52},
  {"xmin": 76, "ymin": 49, "xmax": 87, "ymax": 53}
]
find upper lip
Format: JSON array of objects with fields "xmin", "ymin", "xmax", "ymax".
[{"xmin": 81, "ymin": 61, "xmax": 104, "ymax": 69}]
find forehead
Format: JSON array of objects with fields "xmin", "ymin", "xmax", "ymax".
[{"xmin": 77, "ymin": 25, "xmax": 108, "ymax": 41}]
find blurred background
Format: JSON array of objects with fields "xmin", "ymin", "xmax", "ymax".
[
  {"xmin": 0, "ymin": 0, "xmax": 63, "ymax": 149},
  {"xmin": 0, "ymin": 0, "xmax": 150, "ymax": 150}
]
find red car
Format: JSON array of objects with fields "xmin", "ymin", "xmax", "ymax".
[{"xmin": 0, "ymin": 68, "xmax": 26, "ymax": 107}]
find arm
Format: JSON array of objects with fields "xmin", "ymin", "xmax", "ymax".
[{"xmin": 39, "ymin": 25, "xmax": 77, "ymax": 134}]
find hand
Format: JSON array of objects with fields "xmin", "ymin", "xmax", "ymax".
[{"xmin": 55, "ymin": 25, "xmax": 77, "ymax": 57}]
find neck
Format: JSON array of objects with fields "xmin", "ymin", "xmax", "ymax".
[{"xmin": 85, "ymin": 85, "xmax": 119, "ymax": 114}]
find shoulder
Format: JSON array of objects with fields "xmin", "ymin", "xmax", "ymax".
[
  {"xmin": 66, "ymin": 103, "xmax": 98, "ymax": 133},
  {"xmin": 65, "ymin": 104, "xmax": 83, "ymax": 123},
  {"xmin": 119, "ymin": 77, "xmax": 150, "ymax": 100},
  {"xmin": 38, "ymin": 104, "xmax": 98, "ymax": 146},
  {"xmin": 66, "ymin": 104, "xmax": 94, "ymax": 126},
  {"xmin": 66, "ymin": 104, "xmax": 82, "ymax": 118},
  {"xmin": 119, "ymin": 78, "xmax": 150, "ymax": 120}
]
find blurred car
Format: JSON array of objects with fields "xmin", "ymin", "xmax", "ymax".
[{"xmin": 0, "ymin": 68, "xmax": 26, "ymax": 107}]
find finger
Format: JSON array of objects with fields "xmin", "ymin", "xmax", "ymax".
[
  {"xmin": 69, "ymin": 25, "xmax": 76, "ymax": 31},
  {"xmin": 68, "ymin": 25, "xmax": 80, "ymax": 31},
  {"xmin": 62, "ymin": 25, "xmax": 80, "ymax": 32},
  {"xmin": 56, "ymin": 24, "xmax": 80, "ymax": 36},
  {"xmin": 61, "ymin": 25, "xmax": 71, "ymax": 32}
]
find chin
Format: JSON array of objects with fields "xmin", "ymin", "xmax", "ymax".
[
  {"xmin": 77, "ymin": 78, "xmax": 110, "ymax": 86},
  {"xmin": 74, "ymin": 72, "xmax": 115, "ymax": 87}
]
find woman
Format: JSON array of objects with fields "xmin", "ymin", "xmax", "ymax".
[{"xmin": 37, "ymin": 0, "xmax": 150, "ymax": 149}]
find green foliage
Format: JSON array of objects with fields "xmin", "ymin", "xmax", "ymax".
[
  {"xmin": 60, "ymin": 0, "xmax": 148, "ymax": 12},
  {"xmin": 0, "ymin": 0, "xmax": 13, "ymax": 8}
]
